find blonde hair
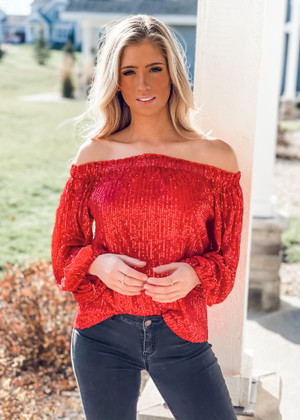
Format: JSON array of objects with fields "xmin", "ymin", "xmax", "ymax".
[{"xmin": 74, "ymin": 14, "xmax": 208, "ymax": 141}]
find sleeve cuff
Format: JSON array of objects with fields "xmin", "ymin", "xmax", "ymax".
[
  {"xmin": 59, "ymin": 244, "xmax": 107, "ymax": 288},
  {"xmin": 70, "ymin": 246, "xmax": 109, "ymax": 304},
  {"xmin": 180, "ymin": 255, "xmax": 217, "ymax": 304}
]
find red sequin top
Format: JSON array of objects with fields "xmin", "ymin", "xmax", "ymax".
[{"xmin": 51, "ymin": 153, "xmax": 244, "ymax": 343}]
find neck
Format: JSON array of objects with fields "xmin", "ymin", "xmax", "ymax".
[{"xmin": 127, "ymin": 108, "xmax": 180, "ymax": 145}]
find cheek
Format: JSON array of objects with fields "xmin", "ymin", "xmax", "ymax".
[
  {"xmin": 119, "ymin": 78, "xmax": 131, "ymax": 93},
  {"xmin": 159, "ymin": 76, "xmax": 171, "ymax": 97},
  {"xmin": 158, "ymin": 72, "xmax": 171, "ymax": 89},
  {"xmin": 119, "ymin": 80, "xmax": 135, "ymax": 104}
]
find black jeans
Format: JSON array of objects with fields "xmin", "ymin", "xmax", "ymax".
[{"xmin": 71, "ymin": 314, "xmax": 237, "ymax": 420}]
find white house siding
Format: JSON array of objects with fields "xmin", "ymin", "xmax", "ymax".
[
  {"xmin": 25, "ymin": 20, "xmax": 50, "ymax": 43},
  {"xmin": 51, "ymin": 21, "xmax": 74, "ymax": 43},
  {"xmin": 0, "ymin": 10, "xmax": 6, "ymax": 43}
]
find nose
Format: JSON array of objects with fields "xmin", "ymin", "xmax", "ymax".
[{"xmin": 137, "ymin": 73, "xmax": 150, "ymax": 92}]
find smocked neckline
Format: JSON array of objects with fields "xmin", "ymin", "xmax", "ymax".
[
  {"xmin": 70, "ymin": 152, "xmax": 241, "ymax": 185},
  {"xmin": 71, "ymin": 152, "xmax": 241, "ymax": 175}
]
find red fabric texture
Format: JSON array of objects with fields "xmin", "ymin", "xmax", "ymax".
[{"xmin": 51, "ymin": 153, "xmax": 244, "ymax": 342}]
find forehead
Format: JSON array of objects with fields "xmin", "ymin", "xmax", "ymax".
[{"xmin": 120, "ymin": 40, "xmax": 166, "ymax": 65}]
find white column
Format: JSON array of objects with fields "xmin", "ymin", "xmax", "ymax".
[
  {"xmin": 74, "ymin": 21, "xmax": 81, "ymax": 49},
  {"xmin": 193, "ymin": 0, "xmax": 285, "ymax": 408},
  {"xmin": 81, "ymin": 19, "xmax": 93, "ymax": 63},
  {"xmin": 194, "ymin": 0, "xmax": 259, "ymax": 377},
  {"xmin": 0, "ymin": 19, "xmax": 5, "ymax": 43},
  {"xmin": 25, "ymin": 25, "xmax": 33, "ymax": 43},
  {"xmin": 283, "ymin": 0, "xmax": 300, "ymax": 100},
  {"xmin": 78, "ymin": 19, "xmax": 95, "ymax": 98},
  {"xmin": 252, "ymin": 0, "xmax": 287, "ymax": 217}
]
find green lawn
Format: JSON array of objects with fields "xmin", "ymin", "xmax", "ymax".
[
  {"xmin": 281, "ymin": 216, "xmax": 300, "ymax": 262},
  {"xmin": 279, "ymin": 119, "xmax": 300, "ymax": 132},
  {"xmin": 0, "ymin": 44, "xmax": 86, "ymax": 274}
]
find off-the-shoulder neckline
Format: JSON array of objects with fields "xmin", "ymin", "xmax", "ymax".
[{"xmin": 70, "ymin": 152, "xmax": 241, "ymax": 176}]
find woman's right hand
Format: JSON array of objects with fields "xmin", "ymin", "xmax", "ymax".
[{"xmin": 88, "ymin": 253, "xmax": 148, "ymax": 296}]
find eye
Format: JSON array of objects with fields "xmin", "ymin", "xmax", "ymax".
[
  {"xmin": 122, "ymin": 70, "xmax": 135, "ymax": 76},
  {"xmin": 150, "ymin": 67, "xmax": 163, "ymax": 73}
]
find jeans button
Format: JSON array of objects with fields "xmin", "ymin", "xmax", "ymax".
[{"xmin": 145, "ymin": 320, "xmax": 152, "ymax": 327}]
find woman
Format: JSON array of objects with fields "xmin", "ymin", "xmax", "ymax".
[{"xmin": 51, "ymin": 14, "xmax": 244, "ymax": 420}]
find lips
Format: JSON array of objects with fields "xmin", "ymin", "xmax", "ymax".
[{"xmin": 137, "ymin": 97, "xmax": 155, "ymax": 102}]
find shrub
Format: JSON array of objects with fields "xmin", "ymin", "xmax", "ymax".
[
  {"xmin": 62, "ymin": 75, "xmax": 74, "ymax": 98},
  {"xmin": 61, "ymin": 53, "xmax": 75, "ymax": 98},
  {"xmin": 0, "ymin": 43, "xmax": 5, "ymax": 61},
  {"xmin": 34, "ymin": 27, "xmax": 51, "ymax": 65},
  {"xmin": 0, "ymin": 261, "xmax": 78, "ymax": 418},
  {"xmin": 63, "ymin": 40, "xmax": 76, "ymax": 61}
]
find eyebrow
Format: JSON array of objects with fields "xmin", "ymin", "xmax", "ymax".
[{"xmin": 121, "ymin": 62, "xmax": 165, "ymax": 70}]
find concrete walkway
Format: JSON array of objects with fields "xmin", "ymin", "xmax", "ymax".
[{"xmin": 243, "ymin": 294, "xmax": 300, "ymax": 420}]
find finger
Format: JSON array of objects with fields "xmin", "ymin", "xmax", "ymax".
[
  {"xmin": 116, "ymin": 275, "xmax": 145, "ymax": 291},
  {"xmin": 115, "ymin": 289, "xmax": 142, "ymax": 296},
  {"xmin": 146, "ymin": 275, "xmax": 175, "ymax": 286},
  {"xmin": 118, "ymin": 255, "xmax": 147, "ymax": 267},
  {"xmin": 113, "ymin": 285, "xmax": 142, "ymax": 296},
  {"xmin": 152, "ymin": 263, "xmax": 176, "ymax": 272},
  {"xmin": 120, "ymin": 264, "xmax": 148, "ymax": 282},
  {"xmin": 118, "ymin": 282, "xmax": 145, "ymax": 293},
  {"xmin": 120, "ymin": 274, "xmax": 147, "ymax": 287},
  {"xmin": 144, "ymin": 284, "xmax": 178, "ymax": 294}
]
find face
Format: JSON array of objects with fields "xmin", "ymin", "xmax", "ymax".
[{"xmin": 119, "ymin": 39, "xmax": 172, "ymax": 117}]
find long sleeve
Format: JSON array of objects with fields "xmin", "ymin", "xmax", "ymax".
[
  {"xmin": 51, "ymin": 171, "xmax": 107, "ymax": 304},
  {"xmin": 181, "ymin": 180, "xmax": 244, "ymax": 306}
]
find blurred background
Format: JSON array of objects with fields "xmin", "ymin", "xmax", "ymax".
[{"xmin": 0, "ymin": 0, "xmax": 299, "ymax": 419}]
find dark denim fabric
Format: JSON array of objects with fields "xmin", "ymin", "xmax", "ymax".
[{"xmin": 71, "ymin": 314, "xmax": 237, "ymax": 420}]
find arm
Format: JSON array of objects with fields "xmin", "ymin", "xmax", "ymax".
[
  {"xmin": 51, "ymin": 172, "xmax": 107, "ymax": 304},
  {"xmin": 180, "ymin": 180, "xmax": 244, "ymax": 306}
]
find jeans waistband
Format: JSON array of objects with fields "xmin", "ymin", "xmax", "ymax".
[{"xmin": 112, "ymin": 313, "xmax": 165, "ymax": 327}]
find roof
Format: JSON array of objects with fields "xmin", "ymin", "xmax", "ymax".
[
  {"xmin": 65, "ymin": 0, "xmax": 197, "ymax": 15},
  {"xmin": 39, "ymin": 12, "xmax": 51, "ymax": 24},
  {"xmin": 5, "ymin": 15, "xmax": 27, "ymax": 25},
  {"xmin": 31, "ymin": 0, "xmax": 49, "ymax": 7},
  {"xmin": 23, "ymin": 10, "xmax": 51, "ymax": 26}
]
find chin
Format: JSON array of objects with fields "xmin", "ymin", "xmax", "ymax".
[{"xmin": 133, "ymin": 102, "xmax": 169, "ymax": 115}]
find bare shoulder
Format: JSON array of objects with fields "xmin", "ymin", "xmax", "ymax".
[
  {"xmin": 204, "ymin": 138, "xmax": 240, "ymax": 173},
  {"xmin": 72, "ymin": 137, "xmax": 111, "ymax": 165}
]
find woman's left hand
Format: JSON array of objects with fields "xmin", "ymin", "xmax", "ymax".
[{"xmin": 143, "ymin": 262, "xmax": 201, "ymax": 303}]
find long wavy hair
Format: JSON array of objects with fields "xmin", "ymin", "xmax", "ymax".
[{"xmin": 73, "ymin": 14, "xmax": 209, "ymax": 141}]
